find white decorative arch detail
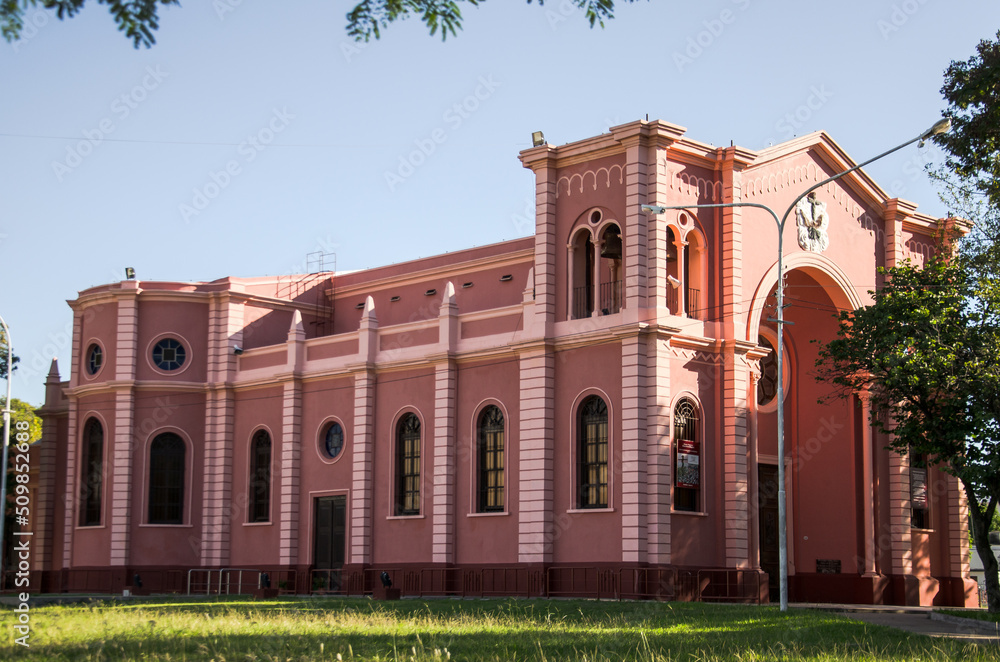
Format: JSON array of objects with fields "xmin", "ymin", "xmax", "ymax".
[{"xmin": 556, "ymin": 164, "xmax": 624, "ymax": 198}]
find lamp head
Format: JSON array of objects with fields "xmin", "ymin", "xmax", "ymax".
[
  {"xmin": 531, "ymin": 131, "xmax": 545, "ymax": 147},
  {"xmin": 918, "ymin": 118, "xmax": 951, "ymax": 146},
  {"xmin": 641, "ymin": 204, "xmax": 666, "ymax": 214}
]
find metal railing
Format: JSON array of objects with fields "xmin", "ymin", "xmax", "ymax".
[
  {"xmin": 187, "ymin": 568, "xmax": 267, "ymax": 596},
  {"xmin": 666, "ymin": 287, "xmax": 701, "ymax": 319},
  {"xmin": 599, "ymin": 280, "xmax": 622, "ymax": 315},
  {"xmin": 333, "ymin": 566, "xmax": 763, "ymax": 603},
  {"xmin": 572, "ymin": 286, "xmax": 593, "ymax": 319},
  {"xmin": 572, "ymin": 280, "xmax": 623, "ymax": 319}
]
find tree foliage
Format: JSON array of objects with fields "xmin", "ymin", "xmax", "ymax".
[
  {"xmin": 344, "ymin": 0, "xmax": 643, "ymax": 42},
  {"xmin": 1, "ymin": 398, "xmax": 40, "ymax": 573},
  {"xmin": 1, "ymin": 398, "xmax": 41, "ymax": 446},
  {"xmin": 1, "ymin": 0, "xmax": 639, "ymax": 47},
  {"xmin": 936, "ymin": 31, "xmax": 1000, "ymax": 209},
  {"xmin": 1, "ymin": 0, "xmax": 177, "ymax": 48},
  {"xmin": 815, "ymin": 255, "xmax": 1000, "ymax": 609}
]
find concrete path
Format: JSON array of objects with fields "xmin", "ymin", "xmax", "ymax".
[{"xmin": 796, "ymin": 603, "xmax": 1000, "ymax": 645}]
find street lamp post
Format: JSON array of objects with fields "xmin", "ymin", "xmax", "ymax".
[
  {"xmin": 642, "ymin": 118, "xmax": 950, "ymax": 611},
  {"xmin": 0, "ymin": 315, "xmax": 12, "ymax": 590}
]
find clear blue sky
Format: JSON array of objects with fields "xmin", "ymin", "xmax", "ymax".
[{"xmin": 2, "ymin": 1, "xmax": 998, "ymax": 405}]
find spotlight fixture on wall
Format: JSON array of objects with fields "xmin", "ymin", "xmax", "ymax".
[
  {"xmin": 233, "ymin": 345, "xmax": 243, "ymax": 355},
  {"xmin": 125, "ymin": 267, "xmax": 136, "ymax": 280},
  {"xmin": 531, "ymin": 131, "xmax": 545, "ymax": 147}
]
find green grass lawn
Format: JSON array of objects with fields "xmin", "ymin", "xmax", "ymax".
[{"xmin": 1, "ymin": 596, "xmax": 997, "ymax": 661}]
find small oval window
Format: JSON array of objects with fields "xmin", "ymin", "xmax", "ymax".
[
  {"xmin": 87, "ymin": 344, "xmax": 103, "ymax": 375},
  {"xmin": 323, "ymin": 421, "xmax": 344, "ymax": 460}
]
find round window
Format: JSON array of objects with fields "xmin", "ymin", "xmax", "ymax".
[
  {"xmin": 87, "ymin": 344, "xmax": 103, "ymax": 375},
  {"xmin": 323, "ymin": 421, "xmax": 344, "ymax": 460},
  {"xmin": 152, "ymin": 338, "xmax": 186, "ymax": 371}
]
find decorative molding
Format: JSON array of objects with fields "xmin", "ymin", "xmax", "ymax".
[
  {"xmin": 742, "ymin": 161, "xmax": 884, "ymax": 239},
  {"xmin": 656, "ymin": 153, "xmax": 722, "ymax": 202},
  {"xmin": 903, "ymin": 237, "xmax": 935, "ymax": 264},
  {"xmin": 669, "ymin": 347, "xmax": 725, "ymax": 364},
  {"xmin": 556, "ymin": 165, "xmax": 624, "ymax": 198}
]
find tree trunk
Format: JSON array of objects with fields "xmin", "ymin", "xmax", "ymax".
[{"xmin": 967, "ymin": 487, "xmax": 1000, "ymax": 611}]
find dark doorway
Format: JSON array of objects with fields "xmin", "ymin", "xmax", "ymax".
[
  {"xmin": 758, "ymin": 464, "xmax": 781, "ymax": 602},
  {"xmin": 313, "ymin": 495, "xmax": 347, "ymax": 591}
]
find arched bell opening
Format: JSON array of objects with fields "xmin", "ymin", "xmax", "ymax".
[
  {"xmin": 597, "ymin": 223, "xmax": 623, "ymax": 315},
  {"xmin": 569, "ymin": 228, "xmax": 595, "ymax": 319}
]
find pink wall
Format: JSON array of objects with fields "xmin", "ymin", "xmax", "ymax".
[
  {"xmin": 668, "ymin": 359, "xmax": 723, "ymax": 567},
  {"xmin": 553, "ymin": 155, "xmax": 626, "ymax": 322},
  {"xmin": 230, "ymin": 386, "xmax": 283, "ymax": 567},
  {"xmin": 78, "ymin": 301, "xmax": 119, "ymax": 384},
  {"xmin": 453, "ymin": 359, "xmax": 520, "ymax": 565},
  {"xmin": 550, "ymin": 344, "xmax": 623, "ymax": 564},
  {"xmin": 242, "ymin": 307, "xmax": 294, "ymax": 350},
  {"xmin": 297, "ymin": 378, "xmax": 356, "ymax": 566},
  {"xmin": 127, "ymin": 391, "xmax": 206, "ymax": 568},
  {"xmin": 371, "ymin": 367, "xmax": 436, "ymax": 565},
  {"xmin": 135, "ymin": 300, "xmax": 209, "ymax": 383}
]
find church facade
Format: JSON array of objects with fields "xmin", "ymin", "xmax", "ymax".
[{"xmin": 31, "ymin": 120, "xmax": 976, "ymax": 606}]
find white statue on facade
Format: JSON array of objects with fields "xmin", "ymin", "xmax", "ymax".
[{"xmin": 795, "ymin": 192, "xmax": 829, "ymax": 253}]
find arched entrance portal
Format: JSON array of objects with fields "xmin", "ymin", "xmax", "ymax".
[{"xmin": 750, "ymin": 261, "xmax": 868, "ymax": 602}]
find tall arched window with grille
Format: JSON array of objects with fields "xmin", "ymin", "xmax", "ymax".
[
  {"xmin": 477, "ymin": 405, "xmax": 505, "ymax": 512},
  {"xmin": 673, "ymin": 398, "xmax": 701, "ymax": 512},
  {"xmin": 79, "ymin": 418, "xmax": 103, "ymax": 526},
  {"xmin": 148, "ymin": 432, "xmax": 186, "ymax": 524},
  {"xmin": 395, "ymin": 413, "xmax": 421, "ymax": 516},
  {"xmin": 249, "ymin": 430, "xmax": 271, "ymax": 523},
  {"xmin": 578, "ymin": 395, "xmax": 609, "ymax": 508}
]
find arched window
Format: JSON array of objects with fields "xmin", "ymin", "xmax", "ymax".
[
  {"xmin": 249, "ymin": 430, "xmax": 271, "ymax": 523},
  {"xmin": 911, "ymin": 451, "xmax": 930, "ymax": 529},
  {"xmin": 395, "ymin": 413, "xmax": 421, "ymax": 516},
  {"xmin": 148, "ymin": 433, "xmax": 185, "ymax": 524},
  {"xmin": 578, "ymin": 396, "xmax": 609, "ymax": 508},
  {"xmin": 673, "ymin": 398, "xmax": 701, "ymax": 512},
  {"xmin": 79, "ymin": 418, "xmax": 103, "ymax": 526},
  {"xmin": 477, "ymin": 405, "xmax": 505, "ymax": 513}
]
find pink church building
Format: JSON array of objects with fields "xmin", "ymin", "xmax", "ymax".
[{"xmin": 31, "ymin": 119, "xmax": 976, "ymax": 606}]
